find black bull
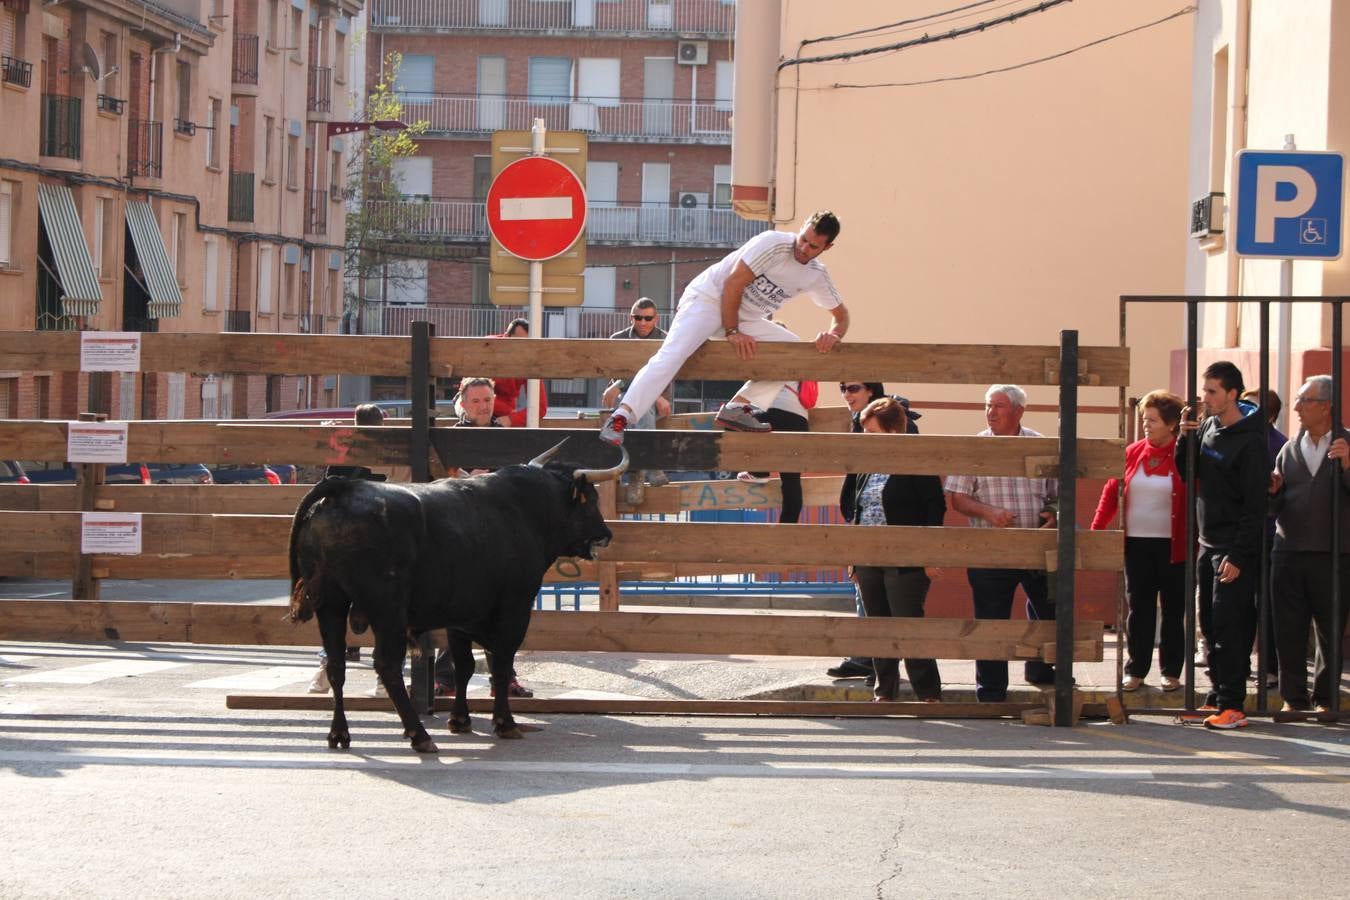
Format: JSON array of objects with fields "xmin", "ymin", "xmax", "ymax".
[{"xmin": 288, "ymin": 440, "xmax": 627, "ymax": 753}]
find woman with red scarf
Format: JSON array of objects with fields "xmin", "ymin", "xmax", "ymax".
[
  {"xmin": 490, "ymin": 318, "xmax": 548, "ymax": 427},
  {"xmin": 1091, "ymin": 390, "xmax": 1188, "ymax": 692}
]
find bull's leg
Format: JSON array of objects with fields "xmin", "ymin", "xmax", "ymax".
[
  {"xmin": 373, "ymin": 633, "xmax": 438, "ymax": 754},
  {"xmin": 317, "ymin": 606, "xmax": 351, "ymax": 750},
  {"xmin": 446, "ymin": 633, "xmax": 476, "ymax": 734},
  {"xmin": 487, "ymin": 647, "xmax": 523, "ymax": 739}
]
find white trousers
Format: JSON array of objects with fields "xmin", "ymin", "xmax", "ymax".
[{"xmin": 616, "ymin": 295, "xmax": 801, "ymax": 424}]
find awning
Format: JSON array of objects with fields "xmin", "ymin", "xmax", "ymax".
[
  {"xmin": 125, "ymin": 200, "xmax": 182, "ymax": 318},
  {"xmin": 36, "ymin": 183, "xmax": 102, "ymax": 316}
]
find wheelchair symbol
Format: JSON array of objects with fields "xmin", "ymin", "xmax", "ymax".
[{"xmin": 1300, "ymin": 218, "xmax": 1327, "ymax": 245}]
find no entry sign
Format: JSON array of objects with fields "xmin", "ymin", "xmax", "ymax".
[{"xmin": 486, "ymin": 156, "xmax": 588, "ymax": 261}]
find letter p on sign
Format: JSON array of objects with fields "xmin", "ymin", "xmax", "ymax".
[{"xmin": 1236, "ymin": 150, "xmax": 1344, "ymax": 259}]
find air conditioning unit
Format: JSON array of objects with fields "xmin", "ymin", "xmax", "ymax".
[
  {"xmin": 676, "ymin": 192, "xmax": 709, "ymax": 237},
  {"xmin": 1191, "ymin": 191, "xmax": 1225, "ymax": 239},
  {"xmin": 678, "ymin": 191, "xmax": 709, "ymax": 209},
  {"xmin": 677, "ymin": 40, "xmax": 708, "ymax": 65},
  {"xmin": 568, "ymin": 101, "xmax": 598, "ymax": 132}
]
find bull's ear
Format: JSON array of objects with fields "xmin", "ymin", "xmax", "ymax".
[{"xmin": 571, "ymin": 483, "xmax": 587, "ymax": 504}]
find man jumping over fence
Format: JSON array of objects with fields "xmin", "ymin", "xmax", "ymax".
[{"xmin": 599, "ymin": 211, "xmax": 849, "ymax": 445}]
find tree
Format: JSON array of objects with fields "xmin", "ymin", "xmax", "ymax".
[{"xmin": 339, "ymin": 52, "xmax": 431, "ymax": 333}]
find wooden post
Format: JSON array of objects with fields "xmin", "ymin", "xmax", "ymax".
[
  {"xmin": 1053, "ymin": 331, "xmax": 1078, "ymax": 727},
  {"xmin": 408, "ymin": 322, "xmax": 435, "ymax": 711},
  {"xmin": 71, "ymin": 412, "xmax": 107, "ymax": 601},
  {"xmin": 597, "ymin": 479, "xmax": 619, "ymax": 611}
]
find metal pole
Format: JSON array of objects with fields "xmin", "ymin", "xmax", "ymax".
[
  {"xmin": 1054, "ymin": 330, "xmax": 1078, "ymax": 727},
  {"xmin": 409, "ymin": 321, "xmax": 435, "ymax": 712},
  {"xmin": 1184, "ymin": 300, "xmax": 1199, "ymax": 710},
  {"xmin": 1332, "ymin": 301, "xmax": 1343, "ymax": 720},
  {"xmin": 526, "ymin": 117, "xmax": 546, "ymax": 429},
  {"xmin": 1257, "ymin": 301, "xmax": 1271, "ymax": 712},
  {"xmin": 1276, "ymin": 134, "xmax": 1297, "ymax": 434}
]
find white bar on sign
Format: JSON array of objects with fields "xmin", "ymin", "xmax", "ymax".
[{"xmin": 500, "ymin": 197, "xmax": 572, "ymax": 221}]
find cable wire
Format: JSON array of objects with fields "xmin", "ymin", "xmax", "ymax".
[{"xmin": 801, "ymin": 0, "xmax": 1005, "ymax": 46}]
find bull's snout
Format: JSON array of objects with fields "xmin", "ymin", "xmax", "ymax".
[{"xmin": 590, "ymin": 524, "xmax": 614, "ymax": 550}]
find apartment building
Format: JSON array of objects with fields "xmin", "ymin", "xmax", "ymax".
[
  {"xmin": 0, "ymin": 0, "xmax": 359, "ymax": 421},
  {"xmin": 359, "ymin": 0, "xmax": 765, "ymax": 408}
]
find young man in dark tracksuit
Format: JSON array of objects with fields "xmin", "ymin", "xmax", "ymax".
[{"xmin": 1176, "ymin": 361, "xmax": 1270, "ymax": 729}]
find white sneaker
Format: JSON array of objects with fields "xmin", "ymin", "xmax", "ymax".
[
  {"xmin": 366, "ymin": 679, "xmax": 388, "ymax": 698},
  {"xmin": 1160, "ymin": 675, "xmax": 1181, "ymax": 692},
  {"xmin": 714, "ymin": 404, "xmax": 771, "ymax": 433},
  {"xmin": 736, "ymin": 471, "xmax": 771, "ymax": 483},
  {"xmin": 307, "ymin": 667, "xmax": 330, "ymax": 694},
  {"xmin": 1122, "ymin": 675, "xmax": 1143, "ymax": 692}
]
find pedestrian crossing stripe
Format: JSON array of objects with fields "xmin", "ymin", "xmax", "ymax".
[
  {"xmin": 5, "ymin": 659, "xmax": 186, "ymax": 685},
  {"xmin": 185, "ymin": 665, "xmax": 319, "ymax": 691}
]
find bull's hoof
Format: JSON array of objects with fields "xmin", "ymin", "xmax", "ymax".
[
  {"xmin": 517, "ymin": 722, "xmax": 544, "ymax": 733},
  {"xmin": 411, "ymin": 735, "xmax": 440, "ymax": 754},
  {"xmin": 327, "ymin": 731, "xmax": 351, "ymax": 750},
  {"xmin": 448, "ymin": 716, "xmax": 473, "ymax": 734},
  {"xmin": 494, "ymin": 723, "xmax": 524, "ymax": 740}
]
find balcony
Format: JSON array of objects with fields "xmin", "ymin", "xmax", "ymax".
[
  {"xmin": 1, "ymin": 0, "xmax": 30, "ymax": 12},
  {"xmin": 365, "ymin": 198, "xmax": 767, "ymax": 248},
  {"xmin": 39, "ymin": 94, "xmax": 81, "ymax": 160},
  {"xmin": 2, "ymin": 55, "xmax": 32, "ymax": 88},
  {"xmin": 366, "ymin": 303, "xmax": 671, "ymax": 340},
  {"xmin": 403, "ymin": 93, "xmax": 730, "ymax": 144},
  {"xmin": 97, "ymin": 94, "xmax": 125, "ymax": 115},
  {"xmin": 306, "ymin": 189, "xmax": 328, "ymax": 235},
  {"xmin": 121, "ymin": 316, "xmax": 160, "ymax": 333},
  {"xmin": 228, "ymin": 170, "xmax": 255, "ymax": 222},
  {"xmin": 232, "ymin": 33, "xmax": 259, "ymax": 85},
  {"xmin": 224, "ymin": 310, "xmax": 252, "ymax": 332},
  {"xmin": 307, "ymin": 65, "xmax": 331, "ymax": 113},
  {"xmin": 369, "ymin": 0, "xmax": 734, "ymax": 36},
  {"xmin": 127, "ymin": 119, "xmax": 163, "ymax": 178},
  {"xmin": 296, "ymin": 313, "xmax": 327, "ymax": 334}
]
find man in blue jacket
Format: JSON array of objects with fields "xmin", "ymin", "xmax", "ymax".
[{"xmin": 1177, "ymin": 361, "xmax": 1270, "ymax": 729}]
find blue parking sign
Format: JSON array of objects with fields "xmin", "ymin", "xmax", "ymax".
[{"xmin": 1235, "ymin": 150, "xmax": 1344, "ymax": 259}]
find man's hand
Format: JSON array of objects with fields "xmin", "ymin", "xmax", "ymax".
[
  {"xmin": 813, "ymin": 330, "xmax": 842, "ymax": 353},
  {"xmin": 494, "ymin": 416, "xmax": 512, "ymax": 427},
  {"xmin": 1218, "ymin": 557, "xmax": 1241, "ymax": 584},
  {"xmin": 1179, "ymin": 405, "xmax": 1199, "ymax": 434},
  {"xmin": 1332, "ymin": 437, "xmax": 1349, "ymax": 469},
  {"xmin": 988, "ymin": 507, "xmax": 1015, "ymax": 528},
  {"xmin": 1269, "ymin": 471, "xmax": 1284, "ymax": 495},
  {"xmin": 602, "ymin": 384, "xmax": 620, "ymax": 409},
  {"xmin": 728, "ymin": 331, "xmax": 757, "ymax": 360},
  {"xmin": 655, "ymin": 396, "xmax": 672, "ymax": 418}
]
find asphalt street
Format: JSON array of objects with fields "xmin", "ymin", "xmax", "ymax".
[{"xmin": 2, "ymin": 639, "xmax": 1348, "ymax": 899}]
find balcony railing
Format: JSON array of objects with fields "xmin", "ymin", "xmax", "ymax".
[
  {"xmin": 232, "ymin": 33, "xmax": 259, "ymax": 85},
  {"xmin": 127, "ymin": 119, "xmax": 163, "ymax": 177},
  {"xmin": 1, "ymin": 0, "xmax": 30, "ymax": 13},
  {"xmin": 402, "ymin": 93, "xmax": 730, "ymax": 142},
  {"xmin": 296, "ymin": 313, "xmax": 327, "ymax": 334},
  {"xmin": 121, "ymin": 316, "xmax": 160, "ymax": 333},
  {"xmin": 2, "ymin": 55, "xmax": 32, "ymax": 88},
  {"xmin": 97, "ymin": 94, "xmax": 125, "ymax": 115},
  {"xmin": 306, "ymin": 189, "xmax": 328, "ymax": 234},
  {"xmin": 366, "ymin": 198, "xmax": 767, "ymax": 247},
  {"xmin": 39, "ymin": 94, "xmax": 81, "ymax": 159},
  {"xmin": 228, "ymin": 170, "xmax": 255, "ymax": 222},
  {"xmin": 369, "ymin": 0, "xmax": 734, "ymax": 35},
  {"xmin": 224, "ymin": 310, "xmax": 252, "ymax": 332},
  {"xmin": 366, "ymin": 303, "xmax": 673, "ymax": 340},
  {"xmin": 307, "ymin": 65, "xmax": 331, "ymax": 113}
]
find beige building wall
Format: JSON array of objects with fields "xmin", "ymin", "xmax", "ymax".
[{"xmin": 734, "ymin": 0, "xmax": 1193, "ymax": 437}]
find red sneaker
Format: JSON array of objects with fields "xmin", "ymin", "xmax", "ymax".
[
  {"xmin": 599, "ymin": 413, "xmax": 628, "ymax": 446},
  {"xmin": 1203, "ymin": 709, "xmax": 1250, "ymax": 730}
]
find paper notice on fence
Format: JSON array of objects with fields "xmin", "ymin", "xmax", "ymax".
[
  {"xmin": 81, "ymin": 513, "xmax": 142, "ymax": 555},
  {"xmin": 67, "ymin": 421, "xmax": 130, "ymax": 463},
  {"xmin": 80, "ymin": 332, "xmax": 141, "ymax": 372}
]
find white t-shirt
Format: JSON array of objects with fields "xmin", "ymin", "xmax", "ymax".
[
  {"xmin": 1124, "ymin": 468, "xmax": 1172, "ymax": 539},
  {"xmin": 682, "ymin": 230, "xmax": 841, "ymax": 317}
]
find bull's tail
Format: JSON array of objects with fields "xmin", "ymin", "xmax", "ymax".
[{"xmin": 287, "ymin": 477, "xmax": 353, "ymax": 624}]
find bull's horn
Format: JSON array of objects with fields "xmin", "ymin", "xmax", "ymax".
[
  {"xmin": 574, "ymin": 445, "xmax": 629, "ymax": 483},
  {"xmin": 528, "ymin": 439, "xmax": 569, "ymax": 468}
]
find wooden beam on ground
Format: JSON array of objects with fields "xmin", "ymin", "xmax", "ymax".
[
  {"xmin": 1, "ymin": 512, "xmax": 1124, "ymax": 572},
  {"xmin": 0, "ymin": 333, "xmax": 1129, "ymax": 386},
  {"xmin": 225, "ymin": 695, "xmax": 1041, "ymax": 718}
]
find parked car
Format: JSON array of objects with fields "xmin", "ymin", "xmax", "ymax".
[
  {"xmin": 145, "ymin": 463, "xmax": 214, "ymax": 485},
  {"xmin": 0, "ymin": 461, "xmax": 29, "ymax": 484},
  {"xmin": 208, "ymin": 464, "xmax": 282, "ymax": 485},
  {"xmin": 18, "ymin": 461, "xmax": 152, "ymax": 484}
]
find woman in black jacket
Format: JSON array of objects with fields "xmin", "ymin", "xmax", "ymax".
[{"xmin": 844, "ymin": 397, "xmax": 947, "ymax": 701}]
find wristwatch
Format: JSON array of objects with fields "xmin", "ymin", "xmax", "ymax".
[{"xmin": 724, "ymin": 326, "xmax": 740, "ymax": 337}]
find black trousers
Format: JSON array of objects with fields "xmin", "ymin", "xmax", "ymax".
[
  {"xmin": 854, "ymin": 565, "xmax": 941, "ymax": 701},
  {"xmin": 968, "ymin": 567, "xmax": 1055, "ymax": 702},
  {"xmin": 1197, "ymin": 548, "xmax": 1256, "ymax": 711},
  {"xmin": 1272, "ymin": 551, "xmax": 1350, "ymax": 708},
  {"xmin": 1123, "ymin": 537, "xmax": 1185, "ymax": 678},
  {"xmin": 749, "ymin": 407, "xmax": 809, "ymax": 524}
]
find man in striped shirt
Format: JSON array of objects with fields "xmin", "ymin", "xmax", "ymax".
[
  {"xmin": 599, "ymin": 211, "xmax": 850, "ymax": 445},
  {"xmin": 944, "ymin": 384, "xmax": 1060, "ymax": 702}
]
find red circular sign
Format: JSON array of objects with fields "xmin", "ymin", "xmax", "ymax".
[{"xmin": 486, "ymin": 157, "xmax": 588, "ymax": 261}]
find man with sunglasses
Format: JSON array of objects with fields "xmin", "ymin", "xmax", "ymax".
[
  {"xmin": 599, "ymin": 211, "xmax": 848, "ymax": 445},
  {"xmin": 602, "ymin": 298, "xmax": 673, "ymax": 487}
]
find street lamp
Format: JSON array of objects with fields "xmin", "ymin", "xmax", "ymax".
[{"xmin": 324, "ymin": 119, "xmax": 409, "ymax": 146}]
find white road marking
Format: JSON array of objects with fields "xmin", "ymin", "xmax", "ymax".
[
  {"xmin": 5, "ymin": 659, "xmax": 186, "ymax": 685},
  {"xmin": 500, "ymin": 197, "xmax": 572, "ymax": 220},
  {"xmin": 185, "ymin": 666, "xmax": 318, "ymax": 691},
  {"xmin": 0, "ymin": 655, "xmax": 39, "ymax": 665}
]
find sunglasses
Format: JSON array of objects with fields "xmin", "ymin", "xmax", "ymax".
[
  {"xmin": 839, "ymin": 383, "xmax": 865, "ymax": 394},
  {"xmin": 632, "ymin": 314, "xmax": 655, "ymax": 322}
]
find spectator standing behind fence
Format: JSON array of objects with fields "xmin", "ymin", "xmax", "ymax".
[
  {"xmin": 734, "ymin": 378, "xmax": 815, "ymax": 523},
  {"xmin": 602, "ymin": 298, "xmax": 672, "ymax": 487},
  {"xmin": 599, "ymin": 211, "xmax": 848, "ymax": 445},
  {"xmin": 845, "ymin": 397, "xmax": 946, "ymax": 702},
  {"xmin": 943, "ymin": 384, "xmax": 1059, "ymax": 703},
  {"xmin": 1176, "ymin": 361, "xmax": 1268, "ymax": 730},
  {"xmin": 826, "ymin": 381, "xmax": 921, "ymax": 681},
  {"xmin": 1242, "ymin": 387, "xmax": 1287, "ymax": 690},
  {"xmin": 491, "ymin": 318, "xmax": 548, "ymax": 427},
  {"xmin": 1090, "ymin": 390, "xmax": 1187, "ymax": 693},
  {"xmin": 1268, "ymin": 375, "xmax": 1350, "ymax": 714}
]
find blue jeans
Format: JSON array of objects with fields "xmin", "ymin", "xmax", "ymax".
[{"xmin": 968, "ymin": 567, "xmax": 1055, "ymax": 701}]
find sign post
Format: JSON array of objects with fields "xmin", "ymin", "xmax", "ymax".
[{"xmin": 485, "ymin": 120, "xmax": 588, "ymax": 427}]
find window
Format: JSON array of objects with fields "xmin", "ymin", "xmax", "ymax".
[
  {"xmin": 176, "ymin": 61, "xmax": 192, "ymax": 129},
  {"xmin": 167, "ymin": 373, "xmax": 185, "ymax": 419},
  {"xmin": 528, "ymin": 57, "xmax": 572, "ymax": 105},
  {"xmin": 714, "ymin": 60, "xmax": 733, "ymax": 111},
  {"xmin": 333, "ymin": 29, "xmax": 346, "ymax": 84},
  {"xmin": 583, "ymin": 266, "xmax": 615, "ymax": 308},
  {"xmin": 328, "ymin": 268, "xmax": 341, "ymax": 317},
  {"xmin": 0, "ymin": 181, "xmax": 13, "ymax": 268},
  {"xmin": 99, "ymin": 197, "xmax": 115, "ymax": 274},
  {"xmin": 257, "ymin": 244, "xmax": 274, "ymax": 313},
  {"xmin": 329, "ymin": 149, "xmax": 342, "ymax": 199},
  {"xmin": 206, "ymin": 98, "xmax": 221, "ymax": 168},
  {"xmin": 286, "ymin": 132, "xmax": 299, "ymax": 189},
  {"xmin": 0, "ymin": 377, "xmax": 16, "ymax": 418},
  {"xmin": 283, "ymin": 260, "xmax": 297, "ymax": 314},
  {"xmin": 394, "ymin": 54, "xmax": 434, "ymax": 97},
  {"xmin": 267, "ymin": 0, "xmax": 280, "ymax": 48},
  {"xmin": 713, "ymin": 164, "xmax": 732, "ymax": 208},
  {"xmin": 262, "ymin": 115, "xmax": 275, "ymax": 182},
  {"xmin": 172, "ymin": 212, "xmax": 186, "ymax": 283},
  {"xmin": 101, "ymin": 32, "xmax": 118, "ymax": 97},
  {"xmin": 201, "ymin": 376, "xmax": 218, "ymax": 419},
  {"xmin": 289, "ymin": 6, "xmax": 303, "ymax": 62},
  {"xmin": 92, "ymin": 197, "xmax": 105, "ymax": 278},
  {"xmin": 392, "ymin": 157, "xmax": 432, "ymax": 199},
  {"xmin": 203, "ymin": 236, "xmax": 218, "ymax": 310},
  {"xmin": 577, "ymin": 58, "xmax": 620, "ymax": 107}
]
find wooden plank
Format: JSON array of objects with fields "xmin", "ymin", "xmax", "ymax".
[
  {"xmin": 623, "ymin": 476, "xmax": 845, "ymax": 515},
  {"xmin": 0, "ymin": 599, "xmax": 192, "ymax": 642},
  {"xmin": 225, "ymin": 695, "xmax": 1040, "ymax": 718},
  {"xmin": 596, "ymin": 481, "xmax": 619, "ymax": 612}
]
